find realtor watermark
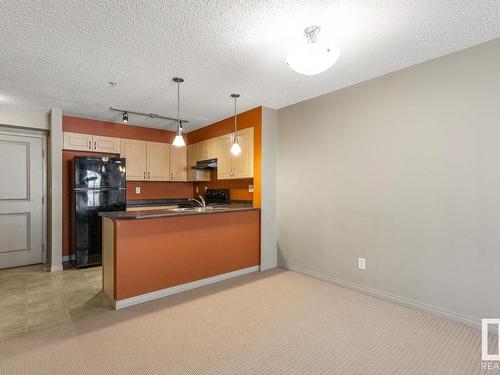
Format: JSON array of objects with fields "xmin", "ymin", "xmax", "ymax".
[{"xmin": 481, "ymin": 319, "xmax": 500, "ymax": 371}]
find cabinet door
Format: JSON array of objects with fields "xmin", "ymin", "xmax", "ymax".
[
  {"xmin": 198, "ymin": 141, "xmax": 209, "ymax": 160},
  {"xmin": 93, "ymin": 135, "xmax": 120, "ymax": 154},
  {"xmin": 120, "ymin": 139, "xmax": 147, "ymax": 181},
  {"xmin": 187, "ymin": 143, "xmax": 198, "ymax": 181},
  {"xmin": 232, "ymin": 127, "xmax": 254, "ymax": 178},
  {"xmin": 217, "ymin": 134, "xmax": 234, "ymax": 180},
  {"xmin": 170, "ymin": 145, "xmax": 187, "ymax": 181},
  {"xmin": 146, "ymin": 142, "xmax": 169, "ymax": 181},
  {"xmin": 205, "ymin": 138, "xmax": 219, "ymax": 159},
  {"xmin": 63, "ymin": 132, "xmax": 93, "ymax": 151}
]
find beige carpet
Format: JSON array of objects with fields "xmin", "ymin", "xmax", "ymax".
[{"xmin": 0, "ymin": 269, "xmax": 495, "ymax": 374}]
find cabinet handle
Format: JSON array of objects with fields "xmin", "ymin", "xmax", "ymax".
[
  {"xmin": 94, "ymin": 141, "xmax": 97, "ymax": 150},
  {"xmin": 143, "ymin": 171, "xmax": 146, "ymax": 179},
  {"xmin": 148, "ymin": 171, "xmax": 150, "ymax": 179},
  {"xmin": 88, "ymin": 140, "xmax": 92, "ymax": 150}
]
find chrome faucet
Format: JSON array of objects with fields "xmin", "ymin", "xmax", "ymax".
[{"xmin": 189, "ymin": 195, "xmax": 206, "ymax": 209}]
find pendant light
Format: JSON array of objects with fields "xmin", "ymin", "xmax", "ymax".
[
  {"xmin": 172, "ymin": 77, "xmax": 186, "ymax": 147},
  {"xmin": 286, "ymin": 25, "xmax": 340, "ymax": 76},
  {"xmin": 230, "ymin": 93, "xmax": 241, "ymax": 156}
]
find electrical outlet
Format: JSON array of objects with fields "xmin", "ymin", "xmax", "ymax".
[
  {"xmin": 135, "ymin": 186, "xmax": 141, "ymax": 194},
  {"xmin": 248, "ymin": 184, "xmax": 254, "ymax": 193},
  {"xmin": 195, "ymin": 186, "xmax": 199, "ymax": 193},
  {"xmin": 358, "ymin": 258, "xmax": 366, "ymax": 270}
]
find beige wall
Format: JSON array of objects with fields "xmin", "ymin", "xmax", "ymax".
[
  {"xmin": 0, "ymin": 106, "xmax": 50, "ymax": 130},
  {"xmin": 277, "ymin": 38, "xmax": 500, "ymax": 326}
]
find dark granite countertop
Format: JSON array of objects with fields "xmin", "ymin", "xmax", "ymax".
[
  {"xmin": 99, "ymin": 204, "xmax": 259, "ymax": 221},
  {"xmin": 126, "ymin": 198, "xmax": 191, "ymax": 207}
]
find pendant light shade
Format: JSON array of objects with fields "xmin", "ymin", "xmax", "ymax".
[
  {"xmin": 172, "ymin": 77, "xmax": 186, "ymax": 147},
  {"xmin": 230, "ymin": 93, "xmax": 241, "ymax": 156},
  {"xmin": 173, "ymin": 121, "xmax": 185, "ymax": 147},
  {"xmin": 286, "ymin": 26, "xmax": 340, "ymax": 76}
]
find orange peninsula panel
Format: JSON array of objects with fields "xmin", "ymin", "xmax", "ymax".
[{"xmin": 113, "ymin": 210, "xmax": 260, "ymax": 300}]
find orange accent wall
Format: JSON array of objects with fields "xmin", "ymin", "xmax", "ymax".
[
  {"xmin": 188, "ymin": 107, "xmax": 262, "ymax": 207},
  {"xmin": 113, "ymin": 210, "xmax": 260, "ymax": 300}
]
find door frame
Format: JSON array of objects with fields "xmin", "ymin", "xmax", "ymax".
[{"xmin": 0, "ymin": 125, "xmax": 48, "ymax": 265}]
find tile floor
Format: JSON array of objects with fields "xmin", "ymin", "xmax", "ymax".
[{"xmin": 0, "ymin": 264, "xmax": 111, "ymax": 339}]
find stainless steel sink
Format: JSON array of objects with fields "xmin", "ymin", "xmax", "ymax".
[{"xmin": 169, "ymin": 206, "xmax": 229, "ymax": 213}]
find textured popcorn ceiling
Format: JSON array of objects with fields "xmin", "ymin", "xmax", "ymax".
[{"xmin": 1, "ymin": 1, "xmax": 500, "ymax": 131}]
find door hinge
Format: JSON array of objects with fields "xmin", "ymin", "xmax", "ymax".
[{"xmin": 42, "ymin": 196, "xmax": 45, "ymax": 204}]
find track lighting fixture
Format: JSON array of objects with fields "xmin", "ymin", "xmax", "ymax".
[{"xmin": 122, "ymin": 112, "xmax": 128, "ymax": 123}]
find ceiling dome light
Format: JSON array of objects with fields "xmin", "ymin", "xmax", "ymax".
[
  {"xmin": 286, "ymin": 25, "xmax": 340, "ymax": 76},
  {"xmin": 172, "ymin": 77, "xmax": 186, "ymax": 147},
  {"xmin": 230, "ymin": 94, "xmax": 242, "ymax": 156}
]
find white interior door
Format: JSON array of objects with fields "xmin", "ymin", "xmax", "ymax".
[{"xmin": 0, "ymin": 132, "xmax": 44, "ymax": 269}]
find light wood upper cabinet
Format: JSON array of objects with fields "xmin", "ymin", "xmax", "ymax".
[
  {"xmin": 170, "ymin": 145, "xmax": 187, "ymax": 181},
  {"xmin": 217, "ymin": 134, "xmax": 234, "ymax": 180},
  {"xmin": 64, "ymin": 132, "xmax": 121, "ymax": 153},
  {"xmin": 217, "ymin": 127, "xmax": 254, "ymax": 180},
  {"xmin": 232, "ymin": 127, "xmax": 254, "ymax": 178},
  {"xmin": 120, "ymin": 139, "xmax": 147, "ymax": 181},
  {"xmin": 63, "ymin": 132, "xmax": 93, "ymax": 152},
  {"xmin": 187, "ymin": 143, "xmax": 210, "ymax": 182},
  {"xmin": 146, "ymin": 142, "xmax": 170, "ymax": 181},
  {"xmin": 93, "ymin": 135, "xmax": 120, "ymax": 154},
  {"xmin": 199, "ymin": 138, "xmax": 218, "ymax": 160}
]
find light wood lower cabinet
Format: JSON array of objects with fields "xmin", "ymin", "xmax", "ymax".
[
  {"xmin": 146, "ymin": 142, "xmax": 170, "ymax": 181},
  {"xmin": 217, "ymin": 127, "xmax": 254, "ymax": 180},
  {"xmin": 120, "ymin": 139, "xmax": 147, "ymax": 181}
]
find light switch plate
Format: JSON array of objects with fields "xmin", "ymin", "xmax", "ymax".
[
  {"xmin": 195, "ymin": 186, "xmax": 199, "ymax": 193},
  {"xmin": 248, "ymin": 184, "xmax": 254, "ymax": 193},
  {"xmin": 358, "ymin": 258, "xmax": 366, "ymax": 270},
  {"xmin": 135, "ymin": 186, "xmax": 141, "ymax": 194}
]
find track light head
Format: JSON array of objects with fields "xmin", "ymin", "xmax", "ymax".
[{"xmin": 122, "ymin": 112, "xmax": 128, "ymax": 123}]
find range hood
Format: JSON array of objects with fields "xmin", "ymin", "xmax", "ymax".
[{"xmin": 191, "ymin": 158, "xmax": 217, "ymax": 170}]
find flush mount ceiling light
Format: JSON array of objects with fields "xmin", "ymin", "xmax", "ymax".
[
  {"xmin": 230, "ymin": 93, "xmax": 242, "ymax": 156},
  {"xmin": 172, "ymin": 77, "xmax": 186, "ymax": 147},
  {"xmin": 286, "ymin": 25, "xmax": 340, "ymax": 76},
  {"xmin": 122, "ymin": 112, "xmax": 128, "ymax": 123}
]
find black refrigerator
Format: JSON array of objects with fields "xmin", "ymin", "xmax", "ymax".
[{"xmin": 72, "ymin": 156, "xmax": 126, "ymax": 268}]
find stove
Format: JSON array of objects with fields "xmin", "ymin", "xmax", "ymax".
[{"xmin": 204, "ymin": 189, "xmax": 230, "ymax": 205}]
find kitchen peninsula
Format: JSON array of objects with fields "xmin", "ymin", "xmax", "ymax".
[{"xmin": 100, "ymin": 206, "xmax": 260, "ymax": 309}]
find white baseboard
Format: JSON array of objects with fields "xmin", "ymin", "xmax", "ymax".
[
  {"xmin": 114, "ymin": 265, "xmax": 259, "ymax": 310},
  {"xmin": 279, "ymin": 262, "xmax": 482, "ymax": 330},
  {"xmin": 50, "ymin": 264, "xmax": 63, "ymax": 272},
  {"xmin": 260, "ymin": 264, "xmax": 277, "ymax": 272}
]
